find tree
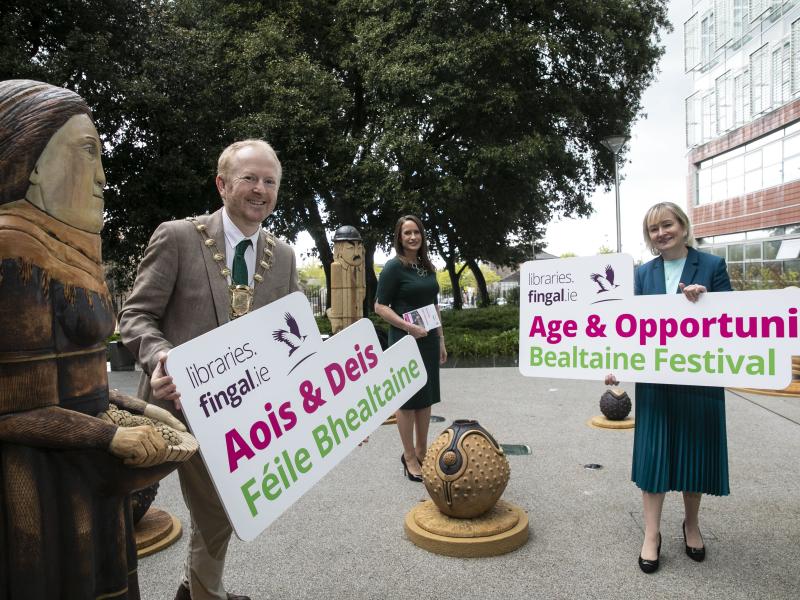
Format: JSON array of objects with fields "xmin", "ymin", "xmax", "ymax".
[{"xmin": 2, "ymin": 0, "xmax": 670, "ymax": 303}]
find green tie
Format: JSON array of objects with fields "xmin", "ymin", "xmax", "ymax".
[{"xmin": 232, "ymin": 239, "xmax": 252, "ymax": 285}]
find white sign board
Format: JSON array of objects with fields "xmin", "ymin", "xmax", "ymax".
[
  {"xmin": 167, "ymin": 292, "xmax": 426, "ymax": 540},
  {"xmin": 519, "ymin": 255, "xmax": 799, "ymax": 388}
]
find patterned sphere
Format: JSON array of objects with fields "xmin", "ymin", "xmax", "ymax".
[
  {"xmin": 600, "ymin": 387, "xmax": 631, "ymax": 420},
  {"xmin": 421, "ymin": 420, "xmax": 510, "ymax": 518}
]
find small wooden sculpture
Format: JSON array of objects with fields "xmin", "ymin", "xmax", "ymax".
[{"xmin": 327, "ymin": 225, "xmax": 366, "ymax": 333}]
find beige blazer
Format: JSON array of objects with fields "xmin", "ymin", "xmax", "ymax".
[{"xmin": 119, "ymin": 208, "xmax": 299, "ymax": 418}]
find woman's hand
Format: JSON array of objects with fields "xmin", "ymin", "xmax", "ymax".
[
  {"xmin": 407, "ymin": 324, "xmax": 428, "ymax": 339},
  {"xmin": 604, "ymin": 373, "xmax": 619, "ymax": 386},
  {"xmin": 439, "ymin": 338, "xmax": 447, "ymax": 365},
  {"xmin": 679, "ymin": 282, "xmax": 707, "ymax": 303}
]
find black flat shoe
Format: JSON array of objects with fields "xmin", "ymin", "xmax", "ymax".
[
  {"xmin": 401, "ymin": 454, "xmax": 423, "ymax": 482},
  {"xmin": 683, "ymin": 521, "xmax": 706, "ymax": 562},
  {"xmin": 638, "ymin": 533, "xmax": 661, "ymax": 574}
]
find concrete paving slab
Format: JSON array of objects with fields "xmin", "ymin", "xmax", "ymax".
[{"xmin": 109, "ymin": 368, "xmax": 800, "ymax": 600}]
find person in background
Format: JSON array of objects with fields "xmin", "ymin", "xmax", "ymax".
[
  {"xmin": 375, "ymin": 215, "xmax": 446, "ymax": 482},
  {"xmin": 606, "ymin": 201, "xmax": 732, "ymax": 574}
]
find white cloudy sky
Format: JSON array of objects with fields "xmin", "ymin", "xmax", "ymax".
[
  {"xmin": 544, "ymin": 0, "xmax": 693, "ymax": 261},
  {"xmin": 293, "ymin": 0, "xmax": 692, "ymax": 265}
]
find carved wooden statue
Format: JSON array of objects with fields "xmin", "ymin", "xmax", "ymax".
[
  {"xmin": 0, "ymin": 80, "xmax": 191, "ymax": 599},
  {"xmin": 327, "ymin": 225, "xmax": 366, "ymax": 333}
]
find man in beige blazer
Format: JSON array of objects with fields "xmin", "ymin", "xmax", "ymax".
[{"xmin": 120, "ymin": 139, "xmax": 299, "ymax": 600}]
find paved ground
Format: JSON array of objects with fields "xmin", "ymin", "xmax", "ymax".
[{"xmin": 110, "ymin": 368, "xmax": 800, "ymax": 600}]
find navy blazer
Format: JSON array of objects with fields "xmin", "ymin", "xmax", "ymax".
[{"xmin": 634, "ymin": 246, "xmax": 732, "ymax": 296}]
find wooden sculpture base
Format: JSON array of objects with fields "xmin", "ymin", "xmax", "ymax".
[
  {"xmin": 404, "ymin": 499, "xmax": 529, "ymax": 557},
  {"xmin": 588, "ymin": 415, "xmax": 635, "ymax": 429},
  {"xmin": 135, "ymin": 508, "xmax": 182, "ymax": 558},
  {"xmin": 733, "ymin": 381, "xmax": 800, "ymax": 398}
]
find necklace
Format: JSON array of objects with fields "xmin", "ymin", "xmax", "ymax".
[
  {"xmin": 412, "ymin": 258, "xmax": 427, "ymax": 277},
  {"xmin": 188, "ymin": 217, "xmax": 276, "ymax": 319}
]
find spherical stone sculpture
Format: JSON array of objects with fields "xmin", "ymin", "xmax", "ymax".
[
  {"xmin": 406, "ymin": 419, "xmax": 528, "ymax": 557},
  {"xmin": 600, "ymin": 387, "xmax": 631, "ymax": 421},
  {"xmin": 422, "ymin": 419, "xmax": 510, "ymax": 519}
]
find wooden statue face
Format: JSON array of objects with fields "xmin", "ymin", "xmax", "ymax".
[
  {"xmin": 335, "ymin": 240, "xmax": 363, "ymax": 267},
  {"xmin": 25, "ymin": 114, "xmax": 106, "ymax": 233}
]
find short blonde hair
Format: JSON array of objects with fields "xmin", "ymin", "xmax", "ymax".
[
  {"xmin": 216, "ymin": 139, "xmax": 282, "ymax": 182},
  {"xmin": 642, "ymin": 202, "xmax": 695, "ymax": 255}
]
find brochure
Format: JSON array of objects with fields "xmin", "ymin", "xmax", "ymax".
[{"xmin": 402, "ymin": 303, "xmax": 441, "ymax": 332}]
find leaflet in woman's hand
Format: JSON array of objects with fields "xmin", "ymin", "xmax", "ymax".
[{"xmin": 402, "ymin": 304, "xmax": 441, "ymax": 331}]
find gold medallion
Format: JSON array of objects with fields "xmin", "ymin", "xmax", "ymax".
[{"xmin": 230, "ymin": 285, "xmax": 253, "ymax": 319}]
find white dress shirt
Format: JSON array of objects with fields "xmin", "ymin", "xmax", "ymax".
[{"xmin": 222, "ymin": 208, "xmax": 260, "ymax": 286}]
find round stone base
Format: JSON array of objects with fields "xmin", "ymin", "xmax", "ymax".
[
  {"xmin": 404, "ymin": 499, "xmax": 529, "ymax": 557},
  {"xmin": 588, "ymin": 415, "xmax": 635, "ymax": 429},
  {"xmin": 135, "ymin": 508, "xmax": 182, "ymax": 558}
]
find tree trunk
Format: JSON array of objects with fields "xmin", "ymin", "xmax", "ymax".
[
  {"xmin": 363, "ymin": 239, "xmax": 378, "ymax": 317},
  {"xmin": 445, "ymin": 257, "xmax": 463, "ymax": 310},
  {"xmin": 466, "ymin": 258, "xmax": 490, "ymax": 306}
]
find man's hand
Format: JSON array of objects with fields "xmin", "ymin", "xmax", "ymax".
[
  {"xmin": 143, "ymin": 403, "xmax": 186, "ymax": 432},
  {"xmin": 109, "ymin": 425, "xmax": 168, "ymax": 467},
  {"xmin": 151, "ymin": 351, "xmax": 181, "ymax": 410}
]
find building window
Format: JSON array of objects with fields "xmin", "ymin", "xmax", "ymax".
[
  {"xmin": 702, "ymin": 11, "xmax": 716, "ymax": 65},
  {"xmin": 733, "ymin": 0, "xmax": 751, "ymax": 38},
  {"xmin": 716, "ymin": 71, "xmax": 734, "ymax": 133},
  {"xmin": 695, "ymin": 123, "xmax": 800, "ymax": 204},
  {"xmin": 686, "ymin": 14, "xmax": 700, "ymax": 72},
  {"xmin": 702, "ymin": 93, "xmax": 717, "ymax": 141},
  {"xmin": 772, "ymin": 40, "xmax": 791, "ymax": 107},
  {"xmin": 750, "ymin": 44, "xmax": 769, "ymax": 116},
  {"xmin": 715, "ymin": 0, "xmax": 732, "ymax": 49},
  {"xmin": 686, "ymin": 93, "xmax": 702, "ymax": 148},
  {"xmin": 734, "ymin": 70, "xmax": 751, "ymax": 126},
  {"xmin": 697, "ymin": 227, "xmax": 800, "ymax": 289},
  {"xmin": 792, "ymin": 18, "xmax": 800, "ymax": 94}
]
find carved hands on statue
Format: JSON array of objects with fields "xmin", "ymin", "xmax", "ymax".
[
  {"xmin": 604, "ymin": 373, "xmax": 619, "ymax": 386},
  {"xmin": 151, "ymin": 351, "xmax": 181, "ymax": 410},
  {"xmin": 407, "ymin": 323, "xmax": 427, "ymax": 339},
  {"xmin": 679, "ymin": 282, "xmax": 706, "ymax": 303},
  {"xmin": 109, "ymin": 424, "xmax": 168, "ymax": 467},
  {"xmin": 143, "ymin": 403, "xmax": 187, "ymax": 432}
]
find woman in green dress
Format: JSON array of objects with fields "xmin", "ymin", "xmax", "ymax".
[
  {"xmin": 375, "ymin": 215, "xmax": 447, "ymax": 482},
  {"xmin": 607, "ymin": 202, "xmax": 731, "ymax": 574}
]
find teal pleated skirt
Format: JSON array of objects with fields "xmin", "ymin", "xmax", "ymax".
[
  {"xmin": 632, "ymin": 382, "xmax": 729, "ymax": 496},
  {"xmin": 388, "ymin": 326, "xmax": 441, "ymax": 410}
]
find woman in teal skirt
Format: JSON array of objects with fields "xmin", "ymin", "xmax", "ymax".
[
  {"xmin": 375, "ymin": 215, "xmax": 447, "ymax": 482},
  {"xmin": 607, "ymin": 202, "xmax": 731, "ymax": 573}
]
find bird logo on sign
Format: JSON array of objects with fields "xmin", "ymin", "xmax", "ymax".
[
  {"xmin": 272, "ymin": 312, "xmax": 307, "ymax": 356},
  {"xmin": 590, "ymin": 265, "xmax": 620, "ymax": 294}
]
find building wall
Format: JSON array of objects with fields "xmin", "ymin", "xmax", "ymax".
[{"xmin": 684, "ymin": 0, "xmax": 800, "ymax": 287}]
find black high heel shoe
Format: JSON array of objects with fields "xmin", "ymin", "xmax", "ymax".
[
  {"xmin": 683, "ymin": 521, "xmax": 706, "ymax": 562},
  {"xmin": 401, "ymin": 454, "xmax": 423, "ymax": 482},
  {"xmin": 638, "ymin": 533, "xmax": 661, "ymax": 574}
]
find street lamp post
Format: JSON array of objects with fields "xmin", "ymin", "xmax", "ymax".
[{"xmin": 601, "ymin": 135, "xmax": 629, "ymax": 254}]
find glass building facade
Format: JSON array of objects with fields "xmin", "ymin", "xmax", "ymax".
[{"xmin": 686, "ymin": 0, "xmax": 800, "ymax": 288}]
